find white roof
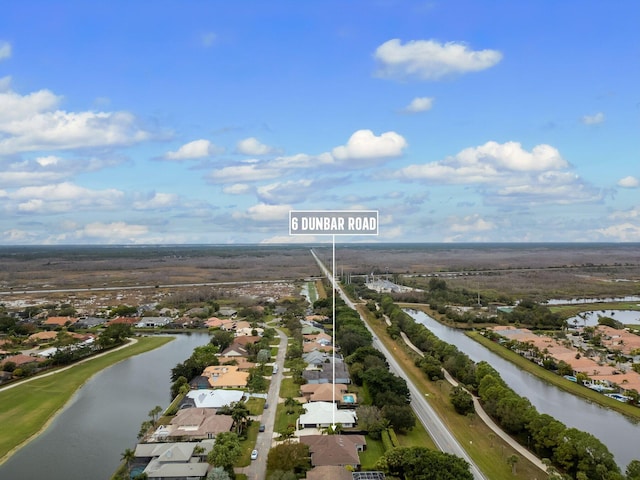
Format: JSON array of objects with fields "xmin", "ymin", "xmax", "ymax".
[
  {"xmin": 299, "ymin": 401, "xmax": 356, "ymax": 425},
  {"xmin": 144, "ymin": 460, "xmax": 209, "ymax": 478},
  {"xmin": 135, "ymin": 442, "xmax": 195, "ymax": 461},
  {"xmin": 186, "ymin": 389, "xmax": 244, "ymax": 408}
]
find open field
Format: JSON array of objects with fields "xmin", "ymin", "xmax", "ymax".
[{"xmin": 1, "ymin": 244, "xmax": 639, "ymax": 305}]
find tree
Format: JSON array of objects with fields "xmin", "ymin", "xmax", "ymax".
[
  {"xmin": 209, "ymin": 330, "xmax": 234, "ymax": 352},
  {"xmin": 381, "ymin": 404, "xmax": 416, "ymax": 433},
  {"xmin": 121, "ymin": 448, "xmax": 135, "ymax": 475},
  {"xmin": 148, "ymin": 405, "xmax": 163, "ymax": 424},
  {"xmin": 553, "ymin": 428, "xmax": 619, "ymax": 479},
  {"xmin": 267, "ymin": 471, "xmax": 298, "ymax": 480},
  {"xmin": 627, "ymin": 460, "xmax": 640, "ymax": 480},
  {"xmin": 170, "ymin": 375, "xmax": 189, "ymax": 398},
  {"xmin": 98, "ymin": 323, "xmax": 132, "ymax": 348},
  {"xmin": 450, "ymin": 386, "xmax": 474, "ymax": 415},
  {"xmin": 376, "ymin": 446, "xmax": 473, "ymax": 480},
  {"xmin": 231, "ymin": 402, "xmax": 250, "ymax": 436},
  {"xmin": 266, "ymin": 442, "xmax": 311, "ymax": 475},
  {"xmin": 208, "ymin": 432, "xmax": 241, "ymax": 474},
  {"xmin": 207, "ymin": 466, "xmax": 232, "ymax": 480},
  {"xmin": 506, "ymin": 454, "xmax": 518, "ymax": 475}
]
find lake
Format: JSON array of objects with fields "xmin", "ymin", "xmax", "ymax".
[{"xmin": 0, "ymin": 332, "xmax": 210, "ymax": 480}]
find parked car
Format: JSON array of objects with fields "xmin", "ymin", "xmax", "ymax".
[
  {"xmin": 264, "ymin": 402, "xmax": 269, "ymax": 409},
  {"xmin": 251, "ymin": 449, "xmax": 258, "ymax": 460},
  {"xmin": 259, "ymin": 424, "xmax": 265, "ymax": 432}
]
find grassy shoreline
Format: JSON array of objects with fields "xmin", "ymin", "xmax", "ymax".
[{"xmin": 0, "ymin": 335, "xmax": 173, "ymax": 464}]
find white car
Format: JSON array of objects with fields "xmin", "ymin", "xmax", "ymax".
[{"xmin": 251, "ymin": 449, "xmax": 258, "ymax": 460}]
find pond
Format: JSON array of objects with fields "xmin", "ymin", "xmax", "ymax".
[{"xmin": 566, "ymin": 310, "xmax": 640, "ymax": 327}]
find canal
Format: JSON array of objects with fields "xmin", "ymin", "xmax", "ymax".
[
  {"xmin": 406, "ymin": 309, "xmax": 640, "ymax": 470},
  {"xmin": 0, "ymin": 332, "xmax": 210, "ymax": 480}
]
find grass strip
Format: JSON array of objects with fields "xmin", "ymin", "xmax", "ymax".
[
  {"xmin": 466, "ymin": 331, "xmax": 640, "ymax": 421},
  {"xmin": 0, "ymin": 336, "xmax": 172, "ymax": 463}
]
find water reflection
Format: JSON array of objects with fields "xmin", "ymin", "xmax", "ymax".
[{"xmin": 405, "ymin": 309, "xmax": 640, "ymax": 470}]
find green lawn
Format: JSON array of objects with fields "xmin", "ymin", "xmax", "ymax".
[
  {"xmin": 279, "ymin": 377, "xmax": 301, "ymax": 399},
  {"xmin": 0, "ymin": 336, "xmax": 172, "ymax": 463},
  {"xmin": 359, "ymin": 436, "xmax": 385, "ymax": 469}
]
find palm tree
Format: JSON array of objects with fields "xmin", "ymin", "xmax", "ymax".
[
  {"xmin": 231, "ymin": 402, "xmax": 250, "ymax": 435},
  {"xmin": 506, "ymin": 454, "xmax": 518, "ymax": 475},
  {"xmin": 148, "ymin": 405, "xmax": 163, "ymax": 424},
  {"xmin": 121, "ymin": 448, "xmax": 135, "ymax": 475}
]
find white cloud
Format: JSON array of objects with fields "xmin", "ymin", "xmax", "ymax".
[
  {"xmin": 209, "ymin": 163, "xmax": 282, "ymax": 183},
  {"xmin": 582, "ymin": 112, "xmax": 605, "ymax": 125},
  {"xmin": 0, "ymin": 89, "xmax": 150, "ymax": 154},
  {"xmin": 235, "ymin": 203, "xmax": 292, "ymax": 222},
  {"xmin": 397, "ymin": 141, "xmax": 567, "ymax": 183},
  {"xmin": 332, "ymin": 129, "xmax": 407, "ymax": 162},
  {"xmin": 257, "ymin": 179, "xmax": 313, "ymax": 204},
  {"xmin": 236, "ymin": 137, "xmax": 277, "ymax": 156},
  {"xmin": 0, "ymin": 41, "xmax": 11, "ymax": 61},
  {"xmin": 35, "ymin": 155, "xmax": 61, "ymax": 167},
  {"xmin": 374, "ymin": 39, "xmax": 502, "ymax": 80},
  {"xmin": 596, "ymin": 223, "xmax": 640, "ymax": 242},
  {"xmin": 403, "ymin": 96, "xmax": 434, "ymax": 113},
  {"xmin": 165, "ymin": 139, "xmax": 222, "ymax": 160},
  {"xmin": 448, "ymin": 214, "xmax": 495, "ymax": 233},
  {"xmin": 271, "ymin": 152, "xmax": 334, "ymax": 169},
  {"xmin": 201, "ymin": 32, "xmax": 217, "ymax": 47},
  {"xmin": 79, "ymin": 222, "xmax": 149, "ymax": 241},
  {"xmin": 223, "ymin": 183, "xmax": 252, "ymax": 195},
  {"xmin": 12, "ymin": 182, "xmax": 124, "ymax": 213},
  {"xmin": 0, "ymin": 76, "xmax": 11, "ymax": 92},
  {"xmin": 617, "ymin": 176, "xmax": 639, "ymax": 188},
  {"xmin": 132, "ymin": 192, "xmax": 179, "ymax": 210},
  {"xmin": 395, "ymin": 141, "xmax": 600, "ymax": 206}
]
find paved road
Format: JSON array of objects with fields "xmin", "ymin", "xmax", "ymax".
[
  {"xmin": 401, "ymin": 332, "xmax": 548, "ymax": 475},
  {"xmin": 237, "ymin": 325, "xmax": 288, "ymax": 480},
  {"xmin": 310, "ymin": 248, "xmax": 488, "ymax": 480}
]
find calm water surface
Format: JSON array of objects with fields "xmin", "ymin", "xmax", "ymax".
[
  {"xmin": 406, "ymin": 309, "xmax": 640, "ymax": 470},
  {"xmin": 0, "ymin": 333, "xmax": 209, "ymax": 480}
]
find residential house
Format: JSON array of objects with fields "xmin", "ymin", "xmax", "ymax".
[
  {"xmin": 135, "ymin": 442, "xmax": 209, "ymax": 479},
  {"xmin": 136, "ymin": 316, "xmax": 172, "ymax": 328},
  {"xmin": 217, "ymin": 356, "xmax": 256, "ymax": 371},
  {"xmin": 297, "ymin": 401, "xmax": 357, "ymax": 429},
  {"xmin": 183, "ymin": 389, "xmax": 244, "ymax": 409},
  {"xmin": 0, "ymin": 353, "xmax": 45, "ymax": 369},
  {"xmin": 220, "ymin": 343, "xmax": 249, "ymax": 358},
  {"xmin": 306, "ymin": 466, "xmax": 353, "ymax": 480},
  {"xmin": 303, "ymin": 358, "xmax": 350, "ymax": 384},
  {"xmin": 300, "ymin": 383, "xmax": 351, "ymax": 404},
  {"xmin": 218, "ymin": 308, "xmax": 237, "ymax": 318},
  {"xmin": 43, "ymin": 316, "xmax": 78, "ymax": 327},
  {"xmin": 107, "ymin": 316, "xmax": 139, "ymax": 326},
  {"xmin": 300, "ymin": 434, "xmax": 366, "ymax": 469},
  {"xmin": 202, "ymin": 365, "xmax": 249, "ymax": 388},
  {"xmin": 156, "ymin": 408, "xmax": 233, "ymax": 441}
]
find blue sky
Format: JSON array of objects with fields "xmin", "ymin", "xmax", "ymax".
[{"xmin": 0, "ymin": 1, "xmax": 638, "ymax": 244}]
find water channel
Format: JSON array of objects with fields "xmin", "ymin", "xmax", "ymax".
[
  {"xmin": 405, "ymin": 309, "xmax": 640, "ymax": 470},
  {"xmin": 0, "ymin": 332, "xmax": 210, "ymax": 480}
]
